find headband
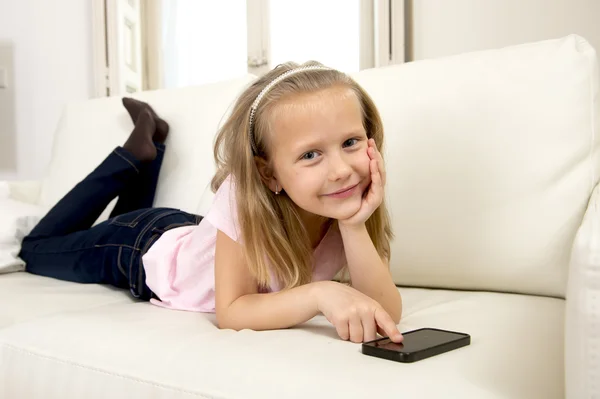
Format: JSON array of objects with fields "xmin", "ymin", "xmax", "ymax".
[{"xmin": 248, "ymin": 65, "xmax": 333, "ymax": 155}]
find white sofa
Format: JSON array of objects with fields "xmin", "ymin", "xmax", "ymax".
[{"xmin": 1, "ymin": 35, "xmax": 598, "ymax": 398}]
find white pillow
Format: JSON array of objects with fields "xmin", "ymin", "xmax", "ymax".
[{"xmin": 0, "ymin": 182, "xmax": 45, "ymax": 273}]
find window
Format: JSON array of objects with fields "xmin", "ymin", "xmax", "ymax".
[
  {"xmin": 269, "ymin": 0, "xmax": 362, "ymax": 72},
  {"xmin": 161, "ymin": 0, "xmax": 248, "ymax": 88},
  {"xmin": 160, "ymin": 0, "xmax": 368, "ymax": 88}
]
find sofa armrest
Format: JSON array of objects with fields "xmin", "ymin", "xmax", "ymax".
[
  {"xmin": 5, "ymin": 180, "xmax": 43, "ymax": 205},
  {"xmin": 565, "ymin": 182, "xmax": 600, "ymax": 399}
]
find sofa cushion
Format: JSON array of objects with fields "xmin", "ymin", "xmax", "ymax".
[
  {"xmin": 351, "ymin": 35, "xmax": 599, "ymax": 297},
  {"xmin": 0, "ymin": 274, "xmax": 564, "ymax": 398}
]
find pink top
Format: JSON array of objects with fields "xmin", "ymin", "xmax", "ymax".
[{"xmin": 142, "ymin": 175, "xmax": 346, "ymax": 312}]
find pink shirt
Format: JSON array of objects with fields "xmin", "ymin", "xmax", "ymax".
[{"xmin": 142, "ymin": 175, "xmax": 346, "ymax": 312}]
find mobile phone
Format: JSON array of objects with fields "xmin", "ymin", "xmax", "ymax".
[{"xmin": 362, "ymin": 328, "xmax": 470, "ymax": 363}]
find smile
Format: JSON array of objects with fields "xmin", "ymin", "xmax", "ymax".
[{"xmin": 325, "ymin": 184, "xmax": 359, "ymax": 199}]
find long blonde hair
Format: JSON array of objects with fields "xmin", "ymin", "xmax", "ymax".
[{"xmin": 211, "ymin": 61, "xmax": 393, "ymax": 290}]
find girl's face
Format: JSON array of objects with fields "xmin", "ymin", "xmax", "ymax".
[{"xmin": 267, "ymin": 86, "xmax": 371, "ymax": 224}]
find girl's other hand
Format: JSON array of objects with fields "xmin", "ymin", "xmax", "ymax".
[{"xmin": 338, "ymin": 139, "xmax": 386, "ymax": 228}]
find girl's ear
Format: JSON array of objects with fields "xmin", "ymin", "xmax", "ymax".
[{"xmin": 254, "ymin": 156, "xmax": 279, "ymax": 193}]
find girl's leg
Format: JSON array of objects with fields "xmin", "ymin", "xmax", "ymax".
[
  {"xmin": 109, "ymin": 143, "xmax": 165, "ymax": 217},
  {"xmin": 27, "ymin": 110, "xmax": 158, "ymax": 239},
  {"xmin": 20, "ymin": 207, "xmax": 200, "ymax": 300},
  {"xmin": 109, "ymin": 99, "xmax": 170, "ymax": 218},
  {"xmin": 19, "ymin": 100, "xmax": 194, "ymax": 300}
]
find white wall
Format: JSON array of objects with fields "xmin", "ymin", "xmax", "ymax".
[
  {"xmin": 412, "ymin": 0, "xmax": 600, "ymax": 62},
  {"xmin": 0, "ymin": 0, "xmax": 94, "ymax": 179}
]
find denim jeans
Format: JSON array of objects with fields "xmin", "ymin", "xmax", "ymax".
[{"xmin": 19, "ymin": 145, "xmax": 202, "ymax": 301}]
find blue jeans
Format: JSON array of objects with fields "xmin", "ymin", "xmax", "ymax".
[{"xmin": 19, "ymin": 145, "xmax": 201, "ymax": 301}]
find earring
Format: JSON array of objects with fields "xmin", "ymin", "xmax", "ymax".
[{"xmin": 275, "ymin": 184, "xmax": 280, "ymax": 195}]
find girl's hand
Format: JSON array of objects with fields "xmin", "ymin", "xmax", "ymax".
[
  {"xmin": 339, "ymin": 139, "xmax": 386, "ymax": 228},
  {"xmin": 313, "ymin": 281, "xmax": 403, "ymax": 343}
]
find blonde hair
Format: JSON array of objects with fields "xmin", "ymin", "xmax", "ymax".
[{"xmin": 211, "ymin": 61, "xmax": 393, "ymax": 290}]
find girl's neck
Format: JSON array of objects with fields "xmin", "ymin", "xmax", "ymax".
[{"xmin": 298, "ymin": 209, "xmax": 332, "ymax": 249}]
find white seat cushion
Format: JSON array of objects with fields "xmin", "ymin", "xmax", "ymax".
[
  {"xmin": 0, "ymin": 274, "xmax": 131, "ymax": 329},
  {"xmin": 0, "ymin": 274, "xmax": 564, "ymax": 398}
]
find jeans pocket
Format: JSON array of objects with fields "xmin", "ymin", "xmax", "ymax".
[
  {"xmin": 129, "ymin": 232, "xmax": 161, "ymax": 300},
  {"xmin": 109, "ymin": 208, "xmax": 157, "ymax": 228},
  {"xmin": 151, "ymin": 221, "xmax": 196, "ymax": 235},
  {"xmin": 148, "ymin": 211, "xmax": 201, "ymax": 235}
]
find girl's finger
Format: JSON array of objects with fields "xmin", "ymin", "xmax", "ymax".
[
  {"xmin": 368, "ymin": 139, "xmax": 376, "ymax": 155},
  {"xmin": 366, "ymin": 161, "xmax": 383, "ymax": 209},
  {"xmin": 370, "ymin": 139, "xmax": 379, "ymax": 155},
  {"xmin": 349, "ymin": 313, "xmax": 364, "ymax": 343},
  {"xmin": 374, "ymin": 308, "xmax": 403, "ymax": 343},
  {"xmin": 371, "ymin": 159, "xmax": 383, "ymax": 188},
  {"xmin": 368, "ymin": 145, "xmax": 376, "ymax": 161},
  {"xmin": 362, "ymin": 312, "xmax": 378, "ymax": 342},
  {"xmin": 335, "ymin": 321, "xmax": 350, "ymax": 341},
  {"xmin": 370, "ymin": 140, "xmax": 386, "ymax": 186},
  {"xmin": 378, "ymin": 160, "xmax": 386, "ymax": 186}
]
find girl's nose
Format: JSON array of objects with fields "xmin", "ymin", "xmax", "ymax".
[{"xmin": 328, "ymin": 153, "xmax": 352, "ymax": 181}]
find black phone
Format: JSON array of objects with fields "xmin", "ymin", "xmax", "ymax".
[{"xmin": 362, "ymin": 328, "xmax": 470, "ymax": 363}]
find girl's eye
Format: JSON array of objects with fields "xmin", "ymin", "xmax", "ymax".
[
  {"xmin": 301, "ymin": 151, "xmax": 319, "ymax": 160},
  {"xmin": 343, "ymin": 138, "xmax": 359, "ymax": 148}
]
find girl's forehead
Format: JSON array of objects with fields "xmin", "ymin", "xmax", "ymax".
[
  {"xmin": 274, "ymin": 85, "xmax": 357, "ymax": 109},
  {"xmin": 267, "ymin": 88, "xmax": 365, "ymax": 152},
  {"xmin": 270, "ymin": 87, "xmax": 361, "ymax": 124}
]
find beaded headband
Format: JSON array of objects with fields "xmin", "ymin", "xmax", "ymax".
[{"xmin": 248, "ymin": 65, "xmax": 333, "ymax": 155}]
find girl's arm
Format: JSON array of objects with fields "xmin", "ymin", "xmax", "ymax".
[
  {"xmin": 338, "ymin": 223, "xmax": 402, "ymax": 323},
  {"xmin": 214, "ymin": 229, "xmax": 402, "ymax": 343},
  {"xmin": 214, "ymin": 229, "xmax": 319, "ymax": 330},
  {"xmin": 337, "ymin": 138, "xmax": 402, "ymax": 323}
]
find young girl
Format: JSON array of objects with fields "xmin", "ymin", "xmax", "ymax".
[{"xmin": 19, "ymin": 61, "xmax": 403, "ymax": 344}]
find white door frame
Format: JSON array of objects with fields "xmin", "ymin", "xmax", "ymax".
[
  {"xmin": 374, "ymin": 0, "xmax": 406, "ymax": 67},
  {"xmin": 246, "ymin": 0, "xmax": 271, "ymax": 76},
  {"xmin": 91, "ymin": 0, "xmax": 144, "ymax": 97},
  {"xmin": 91, "ymin": 0, "xmax": 109, "ymax": 98}
]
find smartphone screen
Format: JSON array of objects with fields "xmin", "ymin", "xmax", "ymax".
[{"xmin": 371, "ymin": 329, "xmax": 467, "ymax": 353}]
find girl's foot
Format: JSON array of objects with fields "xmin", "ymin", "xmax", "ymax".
[
  {"xmin": 122, "ymin": 97, "xmax": 170, "ymax": 143},
  {"xmin": 123, "ymin": 109, "xmax": 157, "ymax": 161}
]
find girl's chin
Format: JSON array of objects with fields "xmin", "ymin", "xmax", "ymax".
[{"xmin": 324, "ymin": 199, "xmax": 363, "ymax": 221}]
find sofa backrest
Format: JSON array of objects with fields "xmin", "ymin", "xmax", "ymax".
[
  {"xmin": 351, "ymin": 35, "xmax": 599, "ymax": 298},
  {"xmin": 41, "ymin": 35, "xmax": 598, "ymax": 298}
]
